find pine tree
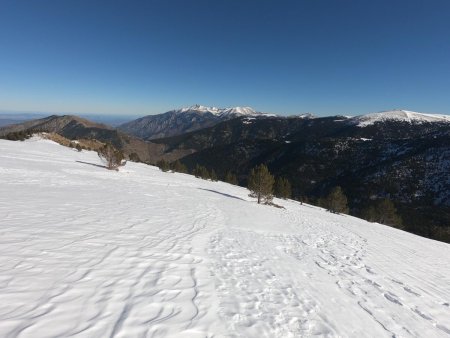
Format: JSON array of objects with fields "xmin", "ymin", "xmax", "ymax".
[
  {"xmin": 171, "ymin": 160, "xmax": 187, "ymax": 173},
  {"xmin": 156, "ymin": 159, "xmax": 171, "ymax": 172},
  {"xmin": 201, "ymin": 167, "xmax": 211, "ymax": 180},
  {"xmin": 361, "ymin": 205, "xmax": 377, "ymax": 222},
  {"xmin": 224, "ymin": 171, "xmax": 238, "ymax": 185},
  {"xmin": 193, "ymin": 164, "xmax": 210, "ymax": 179},
  {"xmin": 375, "ymin": 199, "xmax": 403, "ymax": 229},
  {"xmin": 325, "ymin": 186, "xmax": 349, "ymax": 214},
  {"xmin": 274, "ymin": 177, "xmax": 292, "ymax": 199},
  {"xmin": 248, "ymin": 164, "xmax": 275, "ymax": 204},
  {"xmin": 210, "ymin": 169, "xmax": 218, "ymax": 181},
  {"xmin": 361, "ymin": 199, "xmax": 402, "ymax": 229},
  {"xmin": 193, "ymin": 164, "xmax": 202, "ymax": 178}
]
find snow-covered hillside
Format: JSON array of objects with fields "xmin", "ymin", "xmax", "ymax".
[
  {"xmin": 1, "ymin": 138, "xmax": 449, "ymax": 338},
  {"xmin": 350, "ymin": 109, "xmax": 450, "ymax": 127}
]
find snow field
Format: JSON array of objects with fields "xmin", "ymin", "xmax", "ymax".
[{"xmin": 0, "ymin": 138, "xmax": 449, "ymax": 337}]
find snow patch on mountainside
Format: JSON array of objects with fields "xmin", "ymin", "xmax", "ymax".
[
  {"xmin": 288, "ymin": 113, "xmax": 315, "ymax": 119},
  {"xmin": 351, "ymin": 110, "xmax": 450, "ymax": 127},
  {"xmin": 1, "ymin": 138, "xmax": 450, "ymax": 337}
]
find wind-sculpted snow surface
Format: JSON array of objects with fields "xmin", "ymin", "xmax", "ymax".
[{"xmin": 0, "ymin": 138, "xmax": 449, "ymax": 337}]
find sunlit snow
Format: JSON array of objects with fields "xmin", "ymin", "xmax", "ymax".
[
  {"xmin": 351, "ymin": 109, "xmax": 450, "ymax": 127},
  {"xmin": 0, "ymin": 138, "xmax": 449, "ymax": 337}
]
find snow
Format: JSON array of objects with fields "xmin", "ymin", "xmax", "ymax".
[
  {"xmin": 350, "ymin": 109, "xmax": 450, "ymax": 127},
  {"xmin": 1, "ymin": 137, "xmax": 450, "ymax": 337},
  {"xmin": 177, "ymin": 104, "xmax": 274, "ymax": 117}
]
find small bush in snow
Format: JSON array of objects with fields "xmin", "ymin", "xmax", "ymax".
[{"xmin": 97, "ymin": 143, "xmax": 126, "ymax": 170}]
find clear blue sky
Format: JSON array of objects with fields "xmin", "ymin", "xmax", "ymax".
[{"xmin": 1, "ymin": 0, "xmax": 450, "ymax": 116}]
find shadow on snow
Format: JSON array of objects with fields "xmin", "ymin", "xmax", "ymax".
[{"xmin": 198, "ymin": 188, "xmax": 246, "ymax": 201}]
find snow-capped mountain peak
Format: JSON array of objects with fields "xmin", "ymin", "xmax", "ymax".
[
  {"xmin": 351, "ymin": 109, "xmax": 450, "ymax": 127},
  {"xmin": 179, "ymin": 104, "xmax": 219, "ymax": 114},
  {"xmin": 177, "ymin": 105, "xmax": 263, "ymax": 117},
  {"xmin": 119, "ymin": 105, "xmax": 273, "ymax": 140}
]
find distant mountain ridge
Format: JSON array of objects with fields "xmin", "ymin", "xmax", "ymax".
[
  {"xmin": 119, "ymin": 105, "xmax": 450, "ymax": 141},
  {"xmin": 0, "ymin": 115, "xmax": 188, "ymax": 163},
  {"xmin": 176, "ymin": 104, "xmax": 267, "ymax": 117},
  {"xmin": 348, "ymin": 109, "xmax": 450, "ymax": 127},
  {"xmin": 118, "ymin": 104, "xmax": 274, "ymax": 140}
]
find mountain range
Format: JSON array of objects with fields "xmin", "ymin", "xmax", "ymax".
[{"xmin": 117, "ymin": 104, "xmax": 274, "ymax": 140}]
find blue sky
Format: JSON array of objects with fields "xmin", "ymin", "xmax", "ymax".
[{"xmin": 1, "ymin": 0, "xmax": 450, "ymax": 116}]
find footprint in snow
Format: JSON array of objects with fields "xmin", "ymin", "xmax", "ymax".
[
  {"xmin": 384, "ymin": 292, "xmax": 403, "ymax": 306},
  {"xmin": 403, "ymin": 286, "xmax": 421, "ymax": 297}
]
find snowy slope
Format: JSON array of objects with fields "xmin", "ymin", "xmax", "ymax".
[
  {"xmin": 0, "ymin": 138, "xmax": 450, "ymax": 338},
  {"xmin": 350, "ymin": 109, "xmax": 450, "ymax": 127}
]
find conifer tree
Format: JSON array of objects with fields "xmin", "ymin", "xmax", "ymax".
[
  {"xmin": 156, "ymin": 159, "xmax": 171, "ymax": 172},
  {"xmin": 361, "ymin": 205, "xmax": 377, "ymax": 222},
  {"xmin": 375, "ymin": 198, "xmax": 403, "ymax": 229},
  {"xmin": 224, "ymin": 171, "xmax": 238, "ymax": 185},
  {"xmin": 210, "ymin": 169, "xmax": 218, "ymax": 181},
  {"xmin": 201, "ymin": 167, "xmax": 211, "ymax": 180},
  {"xmin": 325, "ymin": 186, "xmax": 349, "ymax": 214},
  {"xmin": 248, "ymin": 164, "xmax": 275, "ymax": 204},
  {"xmin": 193, "ymin": 164, "xmax": 202, "ymax": 178},
  {"xmin": 274, "ymin": 177, "xmax": 292, "ymax": 199},
  {"xmin": 193, "ymin": 164, "xmax": 210, "ymax": 179},
  {"xmin": 361, "ymin": 199, "xmax": 402, "ymax": 229},
  {"xmin": 171, "ymin": 160, "xmax": 187, "ymax": 173}
]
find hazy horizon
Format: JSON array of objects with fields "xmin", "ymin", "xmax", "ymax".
[{"xmin": 1, "ymin": 105, "xmax": 449, "ymax": 121}]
